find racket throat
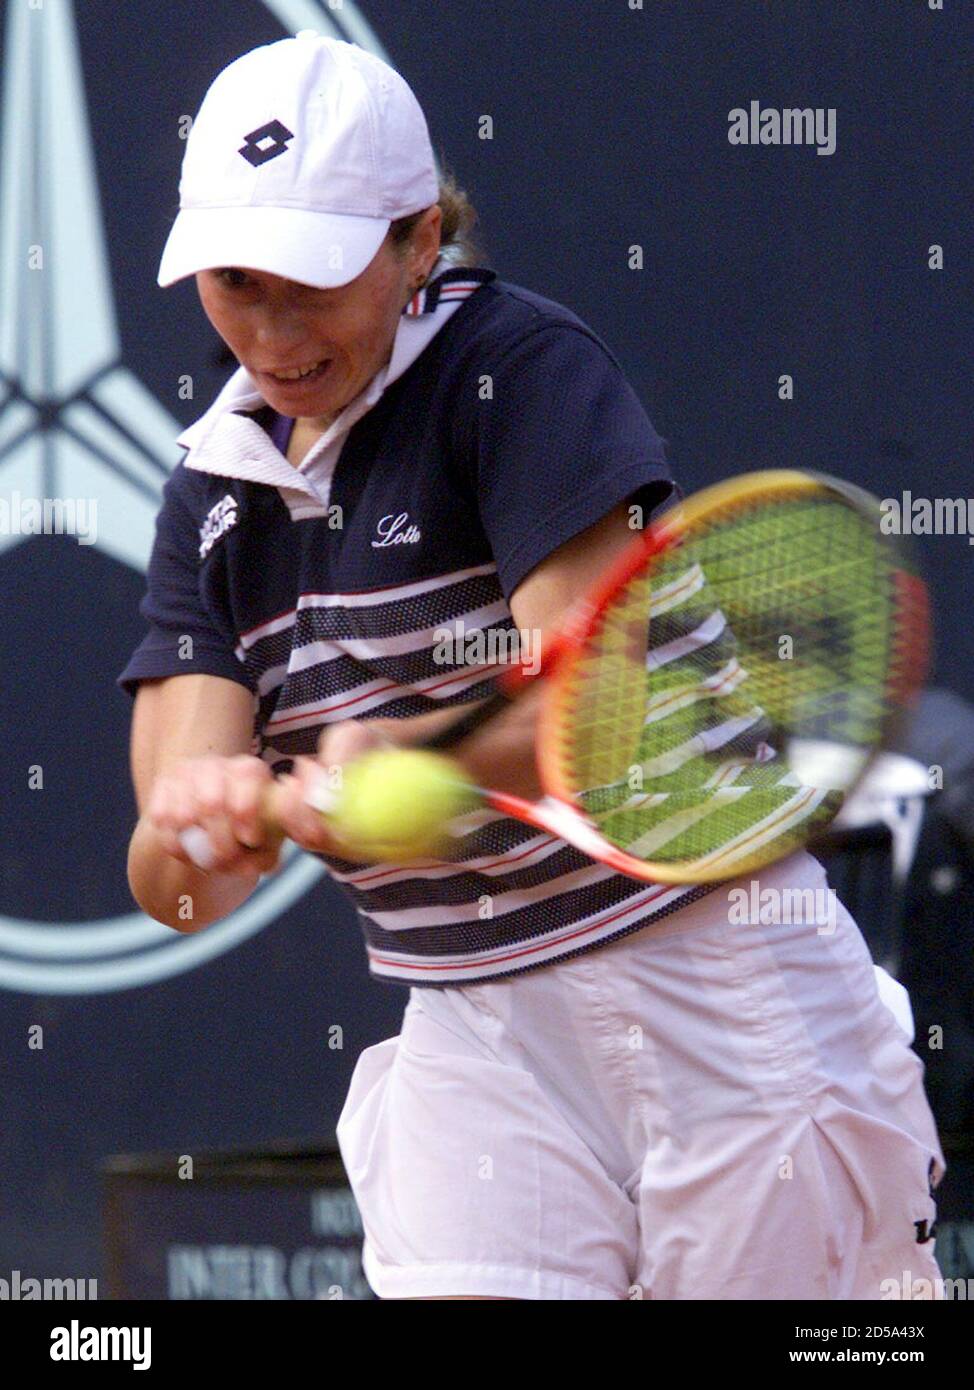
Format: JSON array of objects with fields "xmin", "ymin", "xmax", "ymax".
[{"xmin": 531, "ymin": 794, "xmax": 609, "ymax": 858}]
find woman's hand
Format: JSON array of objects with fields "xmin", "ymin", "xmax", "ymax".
[
  {"xmin": 145, "ymin": 753, "xmax": 284, "ymax": 877},
  {"xmin": 146, "ymin": 722, "xmax": 406, "ymax": 873}
]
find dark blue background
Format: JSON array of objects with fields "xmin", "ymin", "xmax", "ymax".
[{"xmin": 1, "ymin": 0, "xmax": 970, "ymax": 1282}]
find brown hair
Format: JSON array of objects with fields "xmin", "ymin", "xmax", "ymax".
[{"xmin": 389, "ymin": 165, "xmax": 489, "ymax": 278}]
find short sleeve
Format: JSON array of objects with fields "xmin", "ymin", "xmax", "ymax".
[
  {"xmin": 116, "ymin": 469, "xmax": 256, "ymax": 699},
  {"xmin": 470, "ymin": 324, "xmax": 676, "ymax": 601}
]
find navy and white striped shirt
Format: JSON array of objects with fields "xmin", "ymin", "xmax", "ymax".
[{"xmin": 119, "ymin": 261, "xmax": 717, "ymax": 985}]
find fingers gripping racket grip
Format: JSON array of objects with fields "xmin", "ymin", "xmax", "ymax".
[{"xmin": 176, "ymin": 780, "xmax": 295, "ymax": 872}]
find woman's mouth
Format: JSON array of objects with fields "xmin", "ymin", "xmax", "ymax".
[{"xmin": 261, "ymin": 359, "xmax": 332, "ymax": 386}]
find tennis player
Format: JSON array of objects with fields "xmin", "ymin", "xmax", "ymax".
[{"xmin": 121, "ymin": 33, "xmax": 945, "ymax": 1300}]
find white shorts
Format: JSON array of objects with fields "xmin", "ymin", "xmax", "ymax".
[{"xmin": 336, "ymin": 851, "xmax": 945, "ymax": 1300}]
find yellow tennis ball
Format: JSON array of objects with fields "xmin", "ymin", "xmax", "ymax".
[{"xmin": 329, "ymin": 747, "xmax": 479, "ymax": 861}]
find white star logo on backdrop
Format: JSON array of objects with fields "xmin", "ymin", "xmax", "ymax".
[{"xmin": 0, "ymin": 0, "xmax": 388, "ymax": 993}]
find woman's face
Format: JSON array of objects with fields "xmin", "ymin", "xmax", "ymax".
[{"xmin": 195, "ymin": 207, "xmax": 440, "ymax": 425}]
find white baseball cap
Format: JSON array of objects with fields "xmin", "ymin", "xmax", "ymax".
[{"xmin": 157, "ymin": 32, "xmax": 439, "ymax": 289}]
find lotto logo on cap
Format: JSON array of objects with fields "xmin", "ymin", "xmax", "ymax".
[{"xmin": 157, "ymin": 34, "xmax": 439, "ymax": 290}]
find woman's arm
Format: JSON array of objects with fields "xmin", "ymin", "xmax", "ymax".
[
  {"xmin": 129, "ymin": 499, "xmax": 645, "ymax": 913},
  {"xmin": 127, "ymin": 674, "xmax": 273, "ymax": 931}
]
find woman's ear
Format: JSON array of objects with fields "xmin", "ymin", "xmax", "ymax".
[{"xmin": 413, "ymin": 204, "xmax": 443, "ymax": 283}]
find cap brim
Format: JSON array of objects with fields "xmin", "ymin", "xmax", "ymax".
[{"xmin": 157, "ymin": 206, "xmax": 390, "ymax": 288}]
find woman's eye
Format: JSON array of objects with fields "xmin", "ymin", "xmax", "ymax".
[{"xmin": 218, "ymin": 268, "xmax": 251, "ymax": 288}]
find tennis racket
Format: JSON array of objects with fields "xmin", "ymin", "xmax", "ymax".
[{"xmin": 181, "ymin": 469, "xmax": 930, "ymax": 884}]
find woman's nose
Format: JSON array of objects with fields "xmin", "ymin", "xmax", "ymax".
[{"xmin": 254, "ymin": 313, "xmax": 307, "ymax": 349}]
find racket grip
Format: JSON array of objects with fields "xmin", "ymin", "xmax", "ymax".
[
  {"xmin": 178, "ymin": 825, "xmax": 219, "ymax": 872},
  {"xmin": 178, "ymin": 824, "xmax": 289, "ymax": 872},
  {"xmin": 176, "ymin": 778, "xmax": 300, "ymax": 871}
]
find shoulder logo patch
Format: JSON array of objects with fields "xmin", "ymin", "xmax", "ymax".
[{"xmin": 199, "ymin": 493, "xmax": 239, "ymax": 559}]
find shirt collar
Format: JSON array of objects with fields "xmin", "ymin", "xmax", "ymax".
[
  {"xmin": 176, "ymin": 259, "xmax": 496, "ymax": 477},
  {"xmin": 403, "ymin": 260, "xmax": 496, "ymax": 316}
]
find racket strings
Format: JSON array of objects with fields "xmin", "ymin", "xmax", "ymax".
[{"xmin": 550, "ymin": 485, "xmax": 915, "ymax": 877}]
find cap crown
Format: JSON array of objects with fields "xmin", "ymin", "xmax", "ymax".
[{"xmin": 178, "ymin": 34, "xmax": 437, "ymax": 219}]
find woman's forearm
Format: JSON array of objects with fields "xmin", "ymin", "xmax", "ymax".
[{"xmin": 371, "ymin": 686, "xmax": 546, "ymax": 801}]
